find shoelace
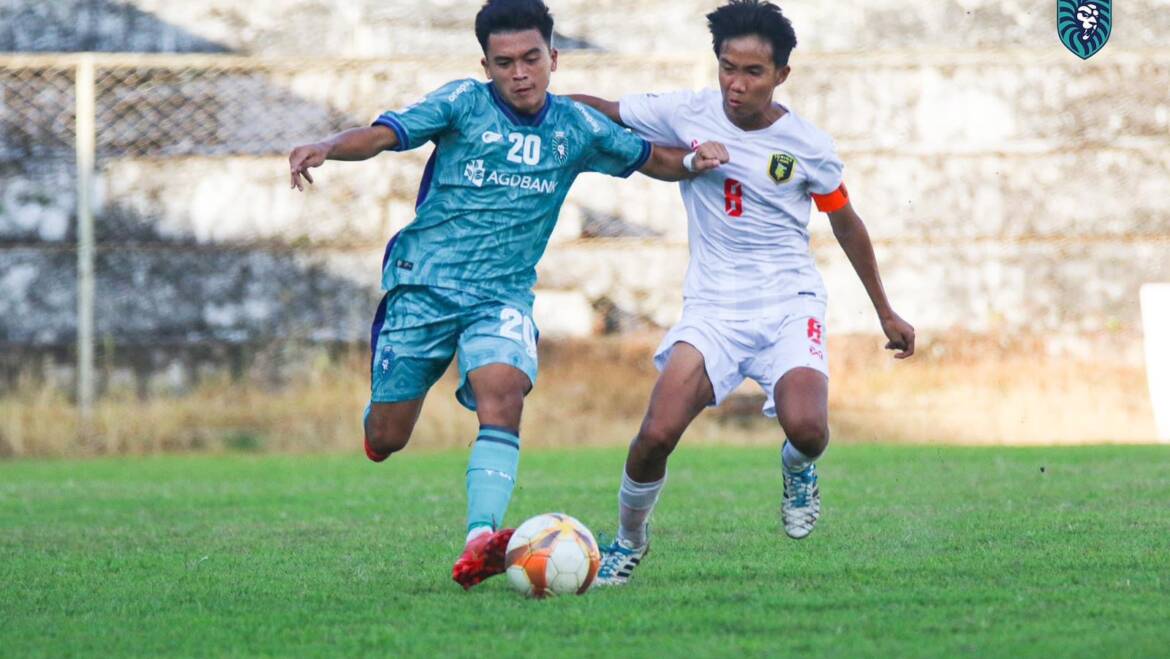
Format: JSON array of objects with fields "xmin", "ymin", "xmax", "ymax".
[
  {"xmin": 596, "ymin": 538, "xmax": 633, "ymax": 577},
  {"xmin": 788, "ymin": 469, "xmax": 814, "ymax": 507}
]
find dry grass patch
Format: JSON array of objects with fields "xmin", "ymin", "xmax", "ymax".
[{"xmin": 0, "ymin": 333, "xmax": 1159, "ymax": 457}]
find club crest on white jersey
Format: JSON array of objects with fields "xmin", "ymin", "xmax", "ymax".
[
  {"xmin": 768, "ymin": 152, "xmax": 798, "ymax": 184},
  {"xmin": 620, "ymin": 88, "xmax": 845, "ymax": 319}
]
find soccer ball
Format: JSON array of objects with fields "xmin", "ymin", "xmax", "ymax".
[{"xmin": 505, "ymin": 513, "xmax": 601, "ymax": 598}]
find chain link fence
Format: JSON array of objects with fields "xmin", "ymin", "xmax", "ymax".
[{"xmin": 2, "ymin": 52, "xmax": 1169, "ymax": 443}]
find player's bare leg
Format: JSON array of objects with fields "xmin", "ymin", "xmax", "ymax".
[
  {"xmin": 452, "ymin": 364, "xmax": 531, "ymax": 589},
  {"xmin": 598, "ymin": 342, "xmax": 714, "ymax": 585},
  {"xmin": 364, "ymin": 398, "xmax": 426, "ymax": 462},
  {"xmin": 468, "ymin": 363, "xmax": 530, "ymax": 430},
  {"xmin": 626, "ymin": 343, "xmax": 714, "ymax": 482},
  {"xmin": 774, "ymin": 367, "xmax": 829, "ymax": 539}
]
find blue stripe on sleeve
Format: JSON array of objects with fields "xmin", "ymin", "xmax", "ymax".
[
  {"xmin": 618, "ymin": 139, "xmax": 653, "ymax": 179},
  {"xmin": 372, "ymin": 114, "xmax": 410, "ymax": 151}
]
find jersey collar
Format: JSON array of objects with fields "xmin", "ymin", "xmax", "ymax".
[
  {"xmin": 488, "ymin": 82, "xmax": 552, "ymax": 127},
  {"xmin": 719, "ymin": 98, "xmax": 792, "ymax": 134}
]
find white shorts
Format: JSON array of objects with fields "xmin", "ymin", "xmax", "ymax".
[{"xmin": 653, "ymin": 298, "xmax": 829, "ymax": 418}]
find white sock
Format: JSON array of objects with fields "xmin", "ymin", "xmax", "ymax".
[
  {"xmin": 466, "ymin": 526, "xmax": 492, "ymax": 545},
  {"xmin": 782, "ymin": 441, "xmax": 817, "ymax": 473},
  {"xmin": 617, "ymin": 470, "xmax": 665, "ymax": 548}
]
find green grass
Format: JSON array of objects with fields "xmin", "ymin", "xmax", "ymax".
[{"xmin": 2, "ymin": 445, "xmax": 1168, "ymax": 658}]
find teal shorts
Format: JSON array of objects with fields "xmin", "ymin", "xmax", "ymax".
[{"xmin": 368, "ymin": 285, "xmax": 539, "ymax": 410}]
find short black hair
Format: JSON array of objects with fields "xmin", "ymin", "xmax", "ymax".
[
  {"xmin": 707, "ymin": 0, "xmax": 797, "ymax": 67},
  {"xmin": 475, "ymin": 0, "xmax": 555, "ymax": 53}
]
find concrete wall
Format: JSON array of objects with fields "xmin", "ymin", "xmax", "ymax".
[
  {"xmin": 2, "ymin": 1, "xmax": 1168, "ymax": 374},
  {"xmin": 6, "ymin": 0, "xmax": 1170, "ymax": 55}
]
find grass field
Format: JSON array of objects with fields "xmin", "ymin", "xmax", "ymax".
[{"xmin": 2, "ymin": 444, "xmax": 1169, "ymax": 657}]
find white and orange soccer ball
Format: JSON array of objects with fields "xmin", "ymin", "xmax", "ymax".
[{"xmin": 504, "ymin": 513, "xmax": 601, "ymax": 598}]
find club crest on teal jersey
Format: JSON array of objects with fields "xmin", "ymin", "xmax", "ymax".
[
  {"xmin": 1058, "ymin": 1, "xmax": 1112, "ymax": 60},
  {"xmin": 552, "ymin": 131, "xmax": 569, "ymax": 163}
]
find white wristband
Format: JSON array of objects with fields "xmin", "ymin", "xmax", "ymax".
[{"xmin": 682, "ymin": 151, "xmax": 698, "ymax": 173}]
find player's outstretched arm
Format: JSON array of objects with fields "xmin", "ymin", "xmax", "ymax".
[
  {"xmin": 288, "ymin": 126, "xmax": 399, "ymax": 191},
  {"xmin": 827, "ymin": 202, "xmax": 916, "ymax": 359},
  {"xmin": 639, "ymin": 143, "xmax": 729, "ymax": 182},
  {"xmin": 567, "ymin": 94, "xmax": 622, "ymax": 125}
]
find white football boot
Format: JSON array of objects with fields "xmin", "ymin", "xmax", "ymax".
[
  {"xmin": 781, "ymin": 462, "xmax": 821, "ymax": 539},
  {"xmin": 595, "ymin": 533, "xmax": 650, "ymax": 586}
]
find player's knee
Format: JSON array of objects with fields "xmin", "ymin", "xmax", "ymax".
[
  {"xmin": 365, "ymin": 422, "xmax": 411, "ymax": 456},
  {"xmin": 475, "ymin": 388, "xmax": 525, "ymax": 426},
  {"xmin": 784, "ymin": 417, "xmax": 829, "ymax": 456},
  {"xmin": 635, "ymin": 420, "xmax": 683, "ymax": 462}
]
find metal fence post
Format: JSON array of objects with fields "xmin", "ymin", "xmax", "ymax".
[{"xmin": 75, "ymin": 54, "xmax": 96, "ymax": 429}]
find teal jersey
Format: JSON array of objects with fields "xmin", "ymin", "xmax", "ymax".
[{"xmin": 372, "ymin": 79, "xmax": 651, "ymax": 303}]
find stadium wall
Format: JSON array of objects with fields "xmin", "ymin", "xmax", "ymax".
[
  {"xmin": 0, "ymin": 2, "xmax": 1165, "ymax": 448},
  {"xmin": 1, "ymin": 1, "xmax": 1168, "ymax": 403},
  {"xmin": 5, "ymin": 0, "xmax": 1170, "ymax": 55},
  {"xmin": 2, "ymin": 53, "xmax": 1168, "ymax": 348}
]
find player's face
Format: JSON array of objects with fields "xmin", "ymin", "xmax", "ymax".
[
  {"xmin": 482, "ymin": 29, "xmax": 558, "ymax": 115},
  {"xmin": 717, "ymin": 35, "xmax": 790, "ymax": 124}
]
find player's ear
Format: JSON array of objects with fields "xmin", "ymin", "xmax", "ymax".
[
  {"xmin": 549, "ymin": 47, "xmax": 558, "ymax": 72},
  {"xmin": 481, "ymin": 56, "xmax": 490, "ymax": 77},
  {"xmin": 775, "ymin": 65, "xmax": 791, "ymax": 86}
]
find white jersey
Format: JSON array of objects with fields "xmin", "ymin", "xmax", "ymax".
[{"xmin": 620, "ymin": 88, "xmax": 845, "ymax": 320}]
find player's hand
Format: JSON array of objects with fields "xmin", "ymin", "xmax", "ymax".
[
  {"xmin": 692, "ymin": 141, "xmax": 730, "ymax": 172},
  {"xmin": 881, "ymin": 312, "xmax": 916, "ymax": 359},
  {"xmin": 288, "ymin": 142, "xmax": 330, "ymax": 191}
]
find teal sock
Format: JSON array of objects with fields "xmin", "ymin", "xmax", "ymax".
[{"xmin": 466, "ymin": 426, "xmax": 520, "ymax": 533}]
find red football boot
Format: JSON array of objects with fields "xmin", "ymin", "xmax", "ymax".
[
  {"xmin": 452, "ymin": 528, "xmax": 515, "ymax": 590},
  {"xmin": 364, "ymin": 437, "xmax": 389, "ymax": 463}
]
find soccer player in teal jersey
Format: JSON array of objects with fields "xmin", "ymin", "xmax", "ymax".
[{"xmin": 287, "ymin": 0, "xmax": 728, "ymax": 590}]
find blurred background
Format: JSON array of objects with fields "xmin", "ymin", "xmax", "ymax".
[{"xmin": 1, "ymin": 0, "xmax": 1167, "ymax": 456}]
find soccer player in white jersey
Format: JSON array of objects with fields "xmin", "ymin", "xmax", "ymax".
[{"xmin": 571, "ymin": 0, "xmax": 916, "ymax": 585}]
